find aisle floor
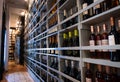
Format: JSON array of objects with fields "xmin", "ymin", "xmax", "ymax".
[{"xmin": 1, "ymin": 61, "xmax": 34, "ymax": 82}]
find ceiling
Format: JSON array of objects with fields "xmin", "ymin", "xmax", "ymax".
[{"xmin": 6, "ymin": 0, "xmax": 28, "ymax": 15}]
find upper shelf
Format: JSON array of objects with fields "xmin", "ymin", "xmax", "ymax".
[
  {"xmin": 83, "ymin": 58, "xmax": 120, "ymax": 68},
  {"xmin": 81, "ymin": 5, "xmax": 120, "ymax": 25}
]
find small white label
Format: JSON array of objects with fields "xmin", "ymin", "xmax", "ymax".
[
  {"xmin": 86, "ymin": 78, "xmax": 92, "ymax": 82},
  {"xmin": 83, "ymin": 3, "xmax": 88, "ymax": 9},
  {"xmin": 83, "ymin": 3, "xmax": 88, "ymax": 15},
  {"xmin": 89, "ymin": 40, "xmax": 95, "ymax": 46},
  {"xmin": 102, "ymin": 39, "xmax": 108, "ymax": 52},
  {"xmin": 96, "ymin": 40, "xmax": 102, "ymax": 51},
  {"xmin": 89, "ymin": 40, "xmax": 95, "ymax": 52},
  {"xmin": 94, "ymin": 0, "xmax": 100, "ymax": 9},
  {"xmin": 108, "ymin": 35, "xmax": 115, "ymax": 45}
]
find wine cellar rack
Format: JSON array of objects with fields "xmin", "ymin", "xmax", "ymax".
[{"xmin": 24, "ymin": 0, "xmax": 120, "ymax": 82}]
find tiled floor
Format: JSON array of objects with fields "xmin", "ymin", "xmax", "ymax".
[{"xmin": 1, "ymin": 61, "xmax": 34, "ymax": 82}]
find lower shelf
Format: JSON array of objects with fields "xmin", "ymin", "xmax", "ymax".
[{"xmin": 83, "ymin": 58, "xmax": 120, "ymax": 68}]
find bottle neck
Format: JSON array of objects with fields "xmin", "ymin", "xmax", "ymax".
[
  {"xmin": 63, "ymin": 33, "xmax": 67, "ymax": 39},
  {"xmin": 103, "ymin": 24, "xmax": 107, "ymax": 33},
  {"xmin": 74, "ymin": 29, "xmax": 79, "ymax": 36},
  {"xmin": 110, "ymin": 17, "xmax": 116, "ymax": 31},
  {"xmin": 97, "ymin": 65, "xmax": 102, "ymax": 72},
  {"xmin": 105, "ymin": 66, "xmax": 110, "ymax": 74},
  {"xmin": 68, "ymin": 31, "xmax": 72, "ymax": 38},
  {"xmin": 118, "ymin": 20, "xmax": 120, "ymax": 30},
  {"xmin": 90, "ymin": 26, "xmax": 94, "ymax": 34},
  {"xmin": 97, "ymin": 26, "xmax": 100, "ymax": 34},
  {"xmin": 86, "ymin": 63, "xmax": 90, "ymax": 70}
]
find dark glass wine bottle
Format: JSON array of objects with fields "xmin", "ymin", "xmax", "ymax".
[
  {"xmin": 111, "ymin": 0, "xmax": 119, "ymax": 8},
  {"xmin": 89, "ymin": 25, "xmax": 96, "ymax": 58},
  {"xmin": 111, "ymin": 67, "xmax": 118, "ymax": 82},
  {"xmin": 118, "ymin": 20, "xmax": 120, "ymax": 43},
  {"xmin": 64, "ymin": 60, "xmax": 71, "ymax": 75},
  {"xmin": 85, "ymin": 63, "xmax": 93, "ymax": 82},
  {"xmin": 108, "ymin": 17, "xmax": 120, "ymax": 61},
  {"xmin": 101, "ymin": 24, "xmax": 109, "ymax": 59},
  {"xmin": 69, "ymin": 61, "xmax": 75, "ymax": 78},
  {"xmin": 96, "ymin": 65, "xmax": 105, "ymax": 82},
  {"xmin": 94, "ymin": 0, "xmax": 102, "ymax": 15},
  {"xmin": 68, "ymin": 31, "xmax": 73, "ymax": 47},
  {"xmin": 95, "ymin": 26, "xmax": 102, "ymax": 59},
  {"xmin": 82, "ymin": 0, "xmax": 90, "ymax": 20},
  {"xmin": 73, "ymin": 28, "xmax": 79, "ymax": 46},
  {"xmin": 104, "ymin": 66, "xmax": 112, "ymax": 82},
  {"xmin": 62, "ymin": 33, "xmax": 68, "ymax": 47}
]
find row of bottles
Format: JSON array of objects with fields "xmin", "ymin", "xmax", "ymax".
[
  {"xmin": 62, "ymin": 59, "xmax": 81, "ymax": 81},
  {"xmin": 85, "ymin": 63, "xmax": 120, "ymax": 82},
  {"xmin": 49, "ymin": 35, "xmax": 58, "ymax": 48},
  {"xmin": 89, "ymin": 17, "xmax": 120, "ymax": 61},
  {"xmin": 62, "ymin": 28, "xmax": 79, "ymax": 47},
  {"xmin": 82, "ymin": 0, "xmax": 120, "ymax": 20}
]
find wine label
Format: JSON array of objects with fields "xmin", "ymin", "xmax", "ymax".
[
  {"xmin": 94, "ymin": 0, "xmax": 100, "ymax": 9},
  {"xmin": 108, "ymin": 35, "xmax": 115, "ymax": 45},
  {"xmin": 55, "ymin": 50, "xmax": 58, "ymax": 54},
  {"xmin": 108, "ymin": 35, "xmax": 116, "ymax": 52},
  {"xmin": 83, "ymin": 3, "xmax": 88, "ymax": 15},
  {"xmin": 102, "ymin": 39, "xmax": 108, "ymax": 52},
  {"xmin": 96, "ymin": 40, "xmax": 102, "ymax": 51},
  {"xmin": 89, "ymin": 40, "xmax": 95, "ymax": 52},
  {"xmin": 86, "ymin": 78, "xmax": 92, "ymax": 82}
]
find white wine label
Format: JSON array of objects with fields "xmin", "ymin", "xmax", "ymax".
[
  {"xmin": 108, "ymin": 35, "xmax": 115, "ymax": 45},
  {"xmin": 102, "ymin": 39, "xmax": 108, "ymax": 52},
  {"xmin": 89, "ymin": 40, "xmax": 95, "ymax": 46},
  {"xmin": 51, "ymin": 50, "xmax": 54, "ymax": 54},
  {"xmin": 83, "ymin": 3, "xmax": 88, "ymax": 9},
  {"xmin": 86, "ymin": 78, "xmax": 92, "ymax": 82},
  {"xmin": 55, "ymin": 50, "xmax": 58, "ymax": 54},
  {"xmin": 94, "ymin": 0, "xmax": 100, "ymax": 9},
  {"xmin": 83, "ymin": 3, "xmax": 88, "ymax": 15},
  {"xmin": 89, "ymin": 40, "xmax": 95, "ymax": 52},
  {"xmin": 83, "ymin": 10, "xmax": 88, "ymax": 15}
]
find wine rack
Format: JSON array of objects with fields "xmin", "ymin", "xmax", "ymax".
[{"xmin": 24, "ymin": 0, "xmax": 120, "ymax": 82}]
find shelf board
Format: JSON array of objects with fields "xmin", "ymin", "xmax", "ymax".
[
  {"xmin": 59, "ymin": 72, "xmax": 80, "ymax": 82},
  {"xmin": 81, "ymin": 45, "xmax": 120, "ymax": 50},
  {"xmin": 81, "ymin": 5, "xmax": 120, "ymax": 24},
  {"xmin": 59, "ymin": 55, "xmax": 80, "ymax": 61},
  {"xmin": 83, "ymin": 58, "xmax": 120, "ymax": 68}
]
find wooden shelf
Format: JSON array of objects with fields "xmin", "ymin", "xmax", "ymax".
[{"xmin": 83, "ymin": 58, "xmax": 120, "ymax": 68}]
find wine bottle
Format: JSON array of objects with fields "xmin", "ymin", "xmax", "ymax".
[
  {"xmin": 63, "ymin": 9, "xmax": 67, "ymax": 20},
  {"xmin": 111, "ymin": 0, "xmax": 119, "ymax": 8},
  {"xmin": 104, "ymin": 66, "xmax": 112, "ymax": 82},
  {"xmin": 95, "ymin": 26, "xmax": 102, "ymax": 59},
  {"xmin": 111, "ymin": 67, "xmax": 118, "ymax": 82},
  {"xmin": 69, "ymin": 61, "xmax": 75, "ymax": 78},
  {"xmin": 68, "ymin": 31, "xmax": 73, "ymax": 47},
  {"xmin": 68, "ymin": 9, "xmax": 73, "ymax": 26},
  {"xmin": 89, "ymin": 25, "xmax": 96, "ymax": 58},
  {"xmin": 82, "ymin": 0, "xmax": 90, "ymax": 20},
  {"xmin": 96, "ymin": 65, "xmax": 105, "ymax": 82},
  {"xmin": 118, "ymin": 20, "xmax": 120, "ymax": 43},
  {"xmin": 72, "ymin": 28, "xmax": 79, "ymax": 46},
  {"xmin": 101, "ymin": 24, "xmax": 109, "ymax": 59},
  {"xmin": 64, "ymin": 60, "xmax": 71, "ymax": 75},
  {"xmin": 94, "ymin": 0, "xmax": 102, "ymax": 15},
  {"xmin": 108, "ymin": 17, "xmax": 120, "ymax": 61},
  {"xmin": 85, "ymin": 63, "xmax": 93, "ymax": 82},
  {"xmin": 62, "ymin": 33, "xmax": 68, "ymax": 47}
]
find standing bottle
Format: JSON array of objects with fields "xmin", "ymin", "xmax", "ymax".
[
  {"xmin": 62, "ymin": 33, "xmax": 68, "ymax": 47},
  {"xmin": 62, "ymin": 10, "xmax": 68, "ymax": 29},
  {"xmin": 95, "ymin": 26, "xmax": 102, "ymax": 59},
  {"xmin": 85, "ymin": 63, "xmax": 93, "ymax": 82},
  {"xmin": 96, "ymin": 65, "xmax": 105, "ymax": 82},
  {"xmin": 94, "ymin": 0, "xmax": 102, "ymax": 15},
  {"xmin": 89, "ymin": 25, "xmax": 96, "ymax": 58},
  {"xmin": 108, "ymin": 17, "xmax": 120, "ymax": 61},
  {"xmin": 69, "ymin": 61, "xmax": 75, "ymax": 78},
  {"xmin": 101, "ymin": 24, "xmax": 109, "ymax": 59},
  {"xmin": 104, "ymin": 66, "xmax": 112, "ymax": 82},
  {"xmin": 68, "ymin": 31, "xmax": 73, "ymax": 47},
  {"xmin": 111, "ymin": 67, "xmax": 118, "ymax": 82},
  {"xmin": 64, "ymin": 60, "xmax": 71, "ymax": 75},
  {"xmin": 82, "ymin": 0, "xmax": 90, "ymax": 20},
  {"xmin": 118, "ymin": 20, "xmax": 120, "ymax": 43},
  {"xmin": 73, "ymin": 28, "xmax": 79, "ymax": 46}
]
